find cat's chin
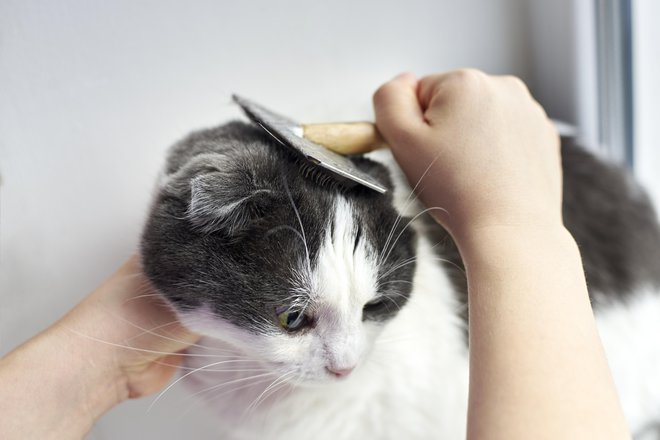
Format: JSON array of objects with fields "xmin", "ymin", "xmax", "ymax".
[{"xmin": 285, "ymin": 377, "xmax": 351, "ymax": 389}]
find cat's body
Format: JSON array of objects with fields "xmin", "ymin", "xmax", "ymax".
[{"xmin": 142, "ymin": 122, "xmax": 660, "ymax": 439}]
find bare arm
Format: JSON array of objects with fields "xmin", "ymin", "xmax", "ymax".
[
  {"xmin": 0, "ymin": 256, "xmax": 199, "ymax": 439},
  {"xmin": 373, "ymin": 70, "xmax": 631, "ymax": 439}
]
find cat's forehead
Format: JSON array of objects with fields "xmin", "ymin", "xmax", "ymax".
[{"xmin": 314, "ymin": 197, "xmax": 380, "ymax": 306}]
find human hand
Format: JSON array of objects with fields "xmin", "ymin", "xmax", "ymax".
[
  {"xmin": 373, "ymin": 70, "xmax": 562, "ymax": 240},
  {"xmin": 373, "ymin": 72, "xmax": 631, "ymax": 439},
  {"xmin": 0, "ymin": 256, "xmax": 199, "ymax": 439},
  {"xmin": 61, "ymin": 255, "xmax": 200, "ymax": 399}
]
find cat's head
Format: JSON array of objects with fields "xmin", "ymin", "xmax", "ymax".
[{"xmin": 141, "ymin": 121, "xmax": 416, "ymax": 383}]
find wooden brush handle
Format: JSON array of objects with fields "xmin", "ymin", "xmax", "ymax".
[{"xmin": 302, "ymin": 122, "xmax": 388, "ymax": 155}]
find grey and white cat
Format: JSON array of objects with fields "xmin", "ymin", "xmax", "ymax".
[{"xmin": 141, "ymin": 121, "xmax": 660, "ymax": 439}]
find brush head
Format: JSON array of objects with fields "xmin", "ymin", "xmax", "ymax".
[{"xmin": 232, "ymin": 95, "xmax": 387, "ymax": 194}]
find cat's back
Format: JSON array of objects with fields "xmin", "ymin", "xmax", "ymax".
[
  {"xmin": 559, "ymin": 143, "xmax": 660, "ymax": 434},
  {"xmin": 561, "ymin": 139, "xmax": 660, "ymax": 300}
]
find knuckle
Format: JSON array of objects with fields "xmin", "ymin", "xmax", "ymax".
[
  {"xmin": 372, "ymin": 82, "xmax": 396, "ymax": 106},
  {"xmin": 443, "ymin": 68, "xmax": 487, "ymax": 93},
  {"xmin": 504, "ymin": 75, "xmax": 530, "ymax": 92},
  {"xmin": 452, "ymin": 68, "xmax": 486, "ymax": 83}
]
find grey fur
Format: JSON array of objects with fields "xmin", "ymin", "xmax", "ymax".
[
  {"xmin": 141, "ymin": 122, "xmax": 415, "ymax": 333},
  {"xmin": 141, "ymin": 122, "xmax": 660, "ymax": 338}
]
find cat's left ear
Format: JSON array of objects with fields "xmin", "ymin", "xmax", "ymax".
[{"xmin": 187, "ymin": 169, "xmax": 275, "ymax": 235}]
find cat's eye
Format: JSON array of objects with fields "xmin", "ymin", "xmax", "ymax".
[
  {"xmin": 363, "ymin": 297, "xmax": 387, "ymax": 314},
  {"xmin": 276, "ymin": 308, "xmax": 311, "ymax": 332}
]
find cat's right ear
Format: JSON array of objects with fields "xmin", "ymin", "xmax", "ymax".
[{"xmin": 187, "ymin": 169, "xmax": 274, "ymax": 235}]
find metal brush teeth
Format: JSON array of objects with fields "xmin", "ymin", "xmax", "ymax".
[{"xmin": 295, "ymin": 158, "xmax": 344, "ymax": 191}]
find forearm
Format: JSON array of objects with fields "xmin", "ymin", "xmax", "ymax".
[
  {"xmin": 0, "ymin": 257, "xmax": 197, "ymax": 439},
  {"xmin": 460, "ymin": 226, "xmax": 630, "ymax": 440},
  {"xmin": 0, "ymin": 319, "xmax": 126, "ymax": 439}
]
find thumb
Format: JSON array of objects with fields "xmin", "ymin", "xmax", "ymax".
[{"xmin": 373, "ymin": 73, "xmax": 426, "ymax": 149}]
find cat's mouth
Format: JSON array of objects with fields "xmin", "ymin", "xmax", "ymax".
[{"xmin": 262, "ymin": 361, "xmax": 359, "ymax": 387}]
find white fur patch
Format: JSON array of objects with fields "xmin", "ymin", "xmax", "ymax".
[
  {"xmin": 310, "ymin": 197, "xmax": 379, "ymax": 371},
  {"xmin": 596, "ymin": 289, "xmax": 660, "ymax": 434}
]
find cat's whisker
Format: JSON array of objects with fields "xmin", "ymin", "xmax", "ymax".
[
  {"xmin": 244, "ymin": 371, "xmax": 295, "ymax": 416},
  {"xmin": 150, "ymin": 352, "xmax": 263, "ymax": 371},
  {"xmin": 382, "ymin": 290, "xmax": 411, "ymax": 304},
  {"xmin": 379, "ymin": 280, "xmax": 414, "ymax": 287},
  {"xmin": 267, "ymin": 372, "xmax": 300, "ymax": 422},
  {"xmin": 202, "ymin": 375, "xmax": 276, "ymax": 406},
  {"xmin": 265, "ymin": 225, "xmax": 308, "ymax": 251},
  {"xmin": 378, "ymin": 255, "xmax": 463, "ymax": 281},
  {"xmin": 381, "ymin": 296, "xmax": 402, "ymax": 311},
  {"xmin": 173, "ymin": 364, "xmax": 266, "ymax": 372},
  {"xmin": 122, "ymin": 276, "xmax": 158, "ymax": 291},
  {"xmin": 65, "ymin": 326, "xmax": 257, "ymax": 360},
  {"xmin": 283, "ymin": 178, "xmax": 312, "ymax": 277},
  {"xmin": 426, "ymin": 240, "xmax": 467, "ymax": 275},
  {"xmin": 176, "ymin": 375, "xmax": 278, "ymax": 422},
  {"xmin": 259, "ymin": 374, "xmax": 292, "ymax": 411},
  {"xmin": 251, "ymin": 372, "xmax": 294, "ymax": 416},
  {"xmin": 378, "ymin": 178, "xmax": 420, "ymax": 267},
  {"xmin": 121, "ymin": 292, "xmax": 167, "ymax": 304},
  {"xmin": 122, "ymin": 320, "xmax": 201, "ymax": 345},
  {"xmin": 378, "ymin": 154, "xmax": 444, "ymax": 267},
  {"xmin": 380, "ymin": 206, "xmax": 449, "ymax": 266},
  {"xmin": 149, "ymin": 359, "xmax": 271, "ymax": 412},
  {"xmin": 266, "ymin": 224, "xmax": 299, "ymax": 238},
  {"xmin": 98, "ymin": 308, "xmax": 249, "ymax": 354},
  {"xmin": 186, "ymin": 371, "xmax": 274, "ymax": 399},
  {"xmin": 377, "ymin": 257, "xmax": 420, "ymax": 281},
  {"xmin": 100, "ymin": 312, "xmax": 220, "ymax": 352}
]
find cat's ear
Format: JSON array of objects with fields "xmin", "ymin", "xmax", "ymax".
[{"xmin": 187, "ymin": 169, "xmax": 275, "ymax": 235}]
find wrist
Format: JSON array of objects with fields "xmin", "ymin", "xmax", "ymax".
[
  {"xmin": 453, "ymin": 221, "xmax": 573, "ymax": 256},
  {"xmin": 0, "ymin": 319, "xmax": 128, "ymax": 439},
  {"xmin": 461, "ymin": 223, "xmax": 629, "ymax": 440},
  {"xmin": 453, "ymin": 223, "xmax": 582, "ymax": 284},
  {"xmin": 54, "ymin": 293, "xmax": 133, "ymax": 414},
  {"xmin": 49, "ymin": 309, "xmax": 130, "ymax": 426},
  {"xmin": 53, "ymin": 317, "xmax": 130, "ymax": 417}
]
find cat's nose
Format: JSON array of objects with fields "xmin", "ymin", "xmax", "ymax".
[{"xmin": 326, "ymin": 366, "xmax": 355, "ymax": 378}]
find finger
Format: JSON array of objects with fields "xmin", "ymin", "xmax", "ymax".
[
  {"xmin": 492, "ymin": 74, "xmax": 549, "ymax": 118},
  {"xmin": 492, "ymin": 74, "xmax": 531, "ymax": 96},
  {"xmin": 418, "ymin": 69, "xmax": 486, "ymax": 113},
  {"xmin": 126, "ymin": 353, "xmax": 183, "ymax": 399},
  {"xmin": 372, "ymin": 72, "xmax": 426, "ymax": 147},
  {"xmin": 417, "ymin": 72, "xmax": 452, "ymax": 110}
]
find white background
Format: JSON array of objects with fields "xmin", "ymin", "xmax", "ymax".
[{"xmin": 0, "ymin": 1, "xmax": 657, "ymax": 439}]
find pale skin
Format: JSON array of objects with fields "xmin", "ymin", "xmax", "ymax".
[
  {"xmin": 0, "ymin": 69, "xmax": 631, "ymax": 439},
  {"xmin": 0, "ymin": 256, "xmax": 199, "ymax": 439}
]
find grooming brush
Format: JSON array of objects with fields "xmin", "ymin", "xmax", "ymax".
[{"xmin": 232, "ymin": 95, "xmax": 388, "ymax": 194}]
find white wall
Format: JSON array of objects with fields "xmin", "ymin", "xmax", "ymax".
[
  {"xmin": 528, "ymin": 0, "xmax": 660, "ymax": 209},
  {"xmin": 633, "ymin": 0, "xmax": 660, "ymax": 207},
  {"xmin": 0, "ymin": 0, "xmax": 531, "ymax": 438}
]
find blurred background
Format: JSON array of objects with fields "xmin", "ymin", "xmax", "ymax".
[{"xmin": 1, "ymin": 0, "xmax": 658, "ymax": 438}]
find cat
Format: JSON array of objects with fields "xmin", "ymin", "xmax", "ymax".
[{"xmin": 141, "ymin": 121, "xmax": 660, "ymax": 439}]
